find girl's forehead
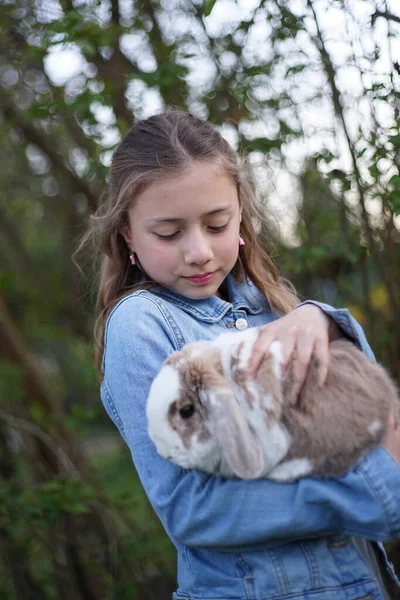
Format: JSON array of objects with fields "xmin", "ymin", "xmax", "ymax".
[
  {"xmin": 131, "ymin": 161, "xmax": 239, "ymax": 218},
  {"xmin": 147, "ymin": 161, "xmax": 233, "ymax": 194}
]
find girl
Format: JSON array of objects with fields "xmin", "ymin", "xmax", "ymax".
[{"xmin": 92, "ymin": 111, "xmax": 400, "ymax": 599}]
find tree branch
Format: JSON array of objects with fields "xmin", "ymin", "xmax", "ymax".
[
  {"xmin": 3, "ymin": 104, "xmax": 99, "ymax": 213},
  {"xmin": 90, "ymin": 48, "xmax": 135, "ymax": 126},
  {"xmin": 110, "ymin": 0, "xmax": 120, "ymax": 24},
  {"xmin": 372, "ymin": 10, "xmax": 400, "ymax": 26}
]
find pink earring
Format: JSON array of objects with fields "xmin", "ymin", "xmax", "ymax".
[
  {"xmin": 129, "ymin": 251, "xmax": 136, "ymax": 265},
  {"xmin": 239, "ymin": 234, "xmax": 245, "ymax": 246}
]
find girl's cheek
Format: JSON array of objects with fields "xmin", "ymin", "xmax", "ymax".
[
  {"xmin": 151, "ymin": 245, "xmax": 178, "ymax": 266},
  {"xmin": 137, "ymin": 239, "xmax": 174, "ymax": 271},
  {"xmin": 221, "ymin": 231, "xmax": 240, "ymax": 254}
]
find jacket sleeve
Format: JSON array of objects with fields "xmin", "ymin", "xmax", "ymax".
[{"xmin": 102, "ymin": 294, "xmax": 400, "ymax": 551}]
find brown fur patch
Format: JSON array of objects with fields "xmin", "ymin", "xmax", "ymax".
[
  {"xmin": 166, "ymin": 347, "xmax": 222, "ymax": 450},
  {"xmin": 282, "ymin": 340, "xmax": 399, "ymax": 476}
]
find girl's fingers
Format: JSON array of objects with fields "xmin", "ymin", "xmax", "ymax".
[
  {"xmin": 279, "ymin": 335, "xmax": 296, "ymax": 374},
  {"xmin": 249, "ymin": 327, "xmax": 297, "ymax": 376},
  {"xmin": 293, "ymin": 337, "xmax": 315, "ymax": 395},
  {"xmin": 313, "ymin": 336, "xmax": 330, "ymax": 386},
  {"xmin": 248, "ymin": 329, "xmax": 276, "ymax": 374},
  {"xmin": 249, "ymin": 314, "xmax": 330, "ymax": 390}
]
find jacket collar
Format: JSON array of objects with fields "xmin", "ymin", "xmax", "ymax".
[{"xmin": 149, "ymin": 274, "xmax": 265, "ymax": 323}]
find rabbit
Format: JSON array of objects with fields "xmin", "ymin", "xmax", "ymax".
[{"xmin": 146, "ymin": 327, "xmax": 399, "ymax": 481}]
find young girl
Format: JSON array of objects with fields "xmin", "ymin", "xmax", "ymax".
[{"xmin": 92, "ymin": 111, "xmax": 400, "ymax": 599}]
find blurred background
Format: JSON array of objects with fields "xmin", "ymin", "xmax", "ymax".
[{"xmin": 0, "ymin": 0, "xmax": 399, "ymax": 598}]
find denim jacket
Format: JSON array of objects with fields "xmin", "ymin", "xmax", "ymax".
[{"xmin": 101, "ymin": 274, "xmax": 400, "ymax": 599}]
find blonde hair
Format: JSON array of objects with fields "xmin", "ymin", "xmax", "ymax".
[{"xmin": 82, "ymin": 111, "xmax": 298, "ymax": 378}]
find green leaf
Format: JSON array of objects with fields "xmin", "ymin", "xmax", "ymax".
[
  {"xmin": 204, "ymin": 0, "xmax": 217, "ymax": 17},
  {"xmin": 286, "ymin": 64, "xmax": 307, "ymax": 76},
  {"xmin": 388, "ymin": 134, "xmax": 400, "ymax": 146},
  {"xmin": 246, "ymin": 137, "xmax": 282, "ymax": 153},
  {"xmin": 388, "ymin": 190, "xmax": 400, "ymax": 215},
  {"xmin": 79, "ymin": 39, "xmax": 97, "ymax": 56},
  {"xmin": 388, "ymin": 174, "xmax": 400, "ymax": 187}
]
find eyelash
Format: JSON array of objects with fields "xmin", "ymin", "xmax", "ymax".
[
  {"xmin": 156, "ymin": 224, "xmax": 228, "ymax": 240},
  {"xmin": 209, "ymin": 224, "xmax": 228, "ymax": 232},
  {"xmin": 156, "ymin": 232, "xmax": 179, "ymax": 240}
]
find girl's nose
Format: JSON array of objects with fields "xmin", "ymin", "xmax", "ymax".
[{"xmin": 184, "ymin": 232, "xmax": 214, "ymax": 265}]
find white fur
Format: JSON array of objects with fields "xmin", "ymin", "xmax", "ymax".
[
  {"xmin": 205, "ymin": 391, "xmax": 241, "ymax": 477},
  {"xmin": 184, "ymin": 340, "xmax": 214, "ymax": 361},
  {"xmin": 268, "ymin": 458, "xmax": 313, "ymax": 481},
  {"xmin": 217, "ymin": 328, "xmax": 259, "ymax": 373},
  {"xmin": 368, "ymin": 420, "xmax": 383, "ymax": 436},
  {"xmin": 219, "ymin": 329, "xmax": 263, "ymax": 411},
  {"xmin": 258, "ymin": 423, "xmax": 292, "ymax": 476},
  {"xmin": 210, "ymin": 331, "xmax": 291, "ymax": 477},
  {"xmin": 218, "ymin": 332, "xmax": 290, "ymax": 473},
  {"xmin": 269, "ymin": 340, "xmax": 284, "ymax": 379},
  {"xmin": 146, "ymin": 365, "xmax": 185, "ymax": 461},
  {"xmin": 250, "ymin": 381, "xmax": 274, "ymax": 412},
  {"xmin": 191, "ymin": 434, "xmax": 220, "ymax": 473}
]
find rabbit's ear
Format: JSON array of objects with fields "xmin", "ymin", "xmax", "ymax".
[{"xmin": 209, "ymin": 390, "xmax": 264, "ymax": 479}]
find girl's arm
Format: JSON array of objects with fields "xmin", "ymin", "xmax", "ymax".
[{"xmin": 102, "ymin": 294, "xmax": 400, "ymax": 551}]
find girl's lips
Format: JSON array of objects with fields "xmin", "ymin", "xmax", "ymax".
[{"xmin": 185, "ymin": 272, "xmax": 216, "ymax": 285}]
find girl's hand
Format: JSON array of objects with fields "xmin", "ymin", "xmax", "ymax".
[
  {"xmin": 249, "ymin": 304, "xmax": 333, "ymax": 394},
  {"xmin": 383, "ymin": 411, "xmax": 400, "ymax": 465}
]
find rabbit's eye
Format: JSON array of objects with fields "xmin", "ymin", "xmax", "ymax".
[{"xmin": 179, "ymin": 404, "xmax": 195, "ymax": 419}]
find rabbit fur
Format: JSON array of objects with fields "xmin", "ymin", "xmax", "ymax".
[{"xmin": 146, "ymin": 327, "xmax": 399, "ymax": 481}]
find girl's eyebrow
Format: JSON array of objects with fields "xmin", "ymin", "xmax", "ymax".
[{"xmin": 147, "ymin": 205, "xmax": 232, "ymax": 224}]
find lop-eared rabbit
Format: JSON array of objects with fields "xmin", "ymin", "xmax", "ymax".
[{"xmin": 146, "ymin": 328, "xmax": 399, "ymax": 481}]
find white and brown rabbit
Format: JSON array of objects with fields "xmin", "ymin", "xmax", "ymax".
[{"xmin": 146, "ymin": 328, "xmax": 399, "ymax": 481}]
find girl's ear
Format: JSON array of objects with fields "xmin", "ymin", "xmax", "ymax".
[{"xmin": 120, "ymin": 224, "xmax": 133, "ymax": 249}]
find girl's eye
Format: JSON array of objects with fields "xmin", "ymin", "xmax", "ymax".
[
  {"xmin": 208, "ymin": 223, "xmax": 228, "ymax": 232},
  {"xmin": 155, "ymin": 232, "xmax": 180, "ymax": 240}
]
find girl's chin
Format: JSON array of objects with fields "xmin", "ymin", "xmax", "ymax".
[{"xmin": 179, "ymin": 281, "xmax": 222, "ymax": 299}]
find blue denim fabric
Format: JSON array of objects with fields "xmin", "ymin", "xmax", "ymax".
[{"xmin": 101, "ymin": 274, "xmax": 400, "ymax": 599}]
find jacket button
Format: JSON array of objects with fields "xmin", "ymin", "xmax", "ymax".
[{"xmin": 235, "ymin": 318, "xmax": 248, "ymax": 331}]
